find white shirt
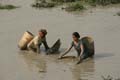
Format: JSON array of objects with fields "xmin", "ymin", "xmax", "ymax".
[{"xmin": 27, "ymin": 36, "xmax": 45, "ymax": 48}]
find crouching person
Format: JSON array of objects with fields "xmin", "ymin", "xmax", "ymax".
[
  {"xmin": 27, "ymin": 29, "xmax": 49, "ymax": 53},
  {"xmin": 58, "ymin": 32, "xmax": 94, "ymax": 64}
]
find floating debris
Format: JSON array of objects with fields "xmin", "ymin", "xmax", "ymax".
[{"xmin": 64, "ymin": 2, "xmax": 85, "ymax": 12}]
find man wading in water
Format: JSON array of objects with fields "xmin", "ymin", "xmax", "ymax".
[
  {"xmin": 59, "ymin": 32, "xmax": 94, "ymax": 64},
  {"xmin": 27, "ymin": 29, "xmax": 49, "ymax": 53}
]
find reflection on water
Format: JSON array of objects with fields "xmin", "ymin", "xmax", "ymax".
[
  {"xmin": 18, "ymin": 51, "xmax": 47, "ymax": 72},
  {"xmin": 72, "ymin": 59, "xmax": 95, "ymax": 80},
  {"xmin": 19, "ymin": 50, "xmax": 95, "ymax": 80},
  {"xmin": 94, "ymin": 53, "xmax": 114, "ymax": 61},
  {"xmin": 0, "ymin": 0, "xmax": 120, "ymax": 80},
  {"xmin": 18, "ymin": 51, "xmax": 47, "ymax": 79}
]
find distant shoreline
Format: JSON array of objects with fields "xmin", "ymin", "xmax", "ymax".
[{"xmin": 31, "ymin": 0, "xmax": 120, "ymax": 12}]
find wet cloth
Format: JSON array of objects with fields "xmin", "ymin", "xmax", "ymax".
[
  {"xmin": 71, "ymin": 39, "xmax": 92, "ymax": 60},
  {"xmin": 46, "ymin": 39, "xmax": 61, "ymax": 54},
  {"xmin": 71, "ymin": 40, "xmax": 82, "ymax": 56}
]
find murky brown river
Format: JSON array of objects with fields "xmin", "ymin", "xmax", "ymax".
[{"xmin": 0, "ymin": 0, "xmax": 120, "ymax": 80}]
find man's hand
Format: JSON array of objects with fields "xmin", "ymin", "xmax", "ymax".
[
  {"xmin": 58, "ymin": 56, "xmax": 62, "ymax": 59},
  {"xmin": 76, "ymin": 57, "xmax": 82, "ymax": 64}
]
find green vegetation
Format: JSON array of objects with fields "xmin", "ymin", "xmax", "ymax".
[
  {"xmin": 85, "ymin": 0, "xmax": 120, "ymax": 6},
  {"xmin": 0, "ymin": 4, "xmax": 18, "ymax": 10},
  {"xmin": 51, "ymin": 0, "xmax": 75, "ymax": 3},
  {"xmin": 32, "ymin": 0, "xmax": 57, "ymax": 8},
  {"xmin": 32, "ymin": 0, "xmax": 120, "ymax": 12},
  {"xmin": 32, "ymin": 2, "xmax": 56, "ymax": 8},
  {"xmin": 64, "ymin": 2, "xmax": 85, "ymax": 12}
]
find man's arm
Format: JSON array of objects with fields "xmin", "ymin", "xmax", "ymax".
[
  {"xmin": 42, "ymin": 39, "xmax": 49, "ymax": 51},
  {"xmin": 27, "ymin": 39, "xmax": 33, "ymax": 50},
  {"xmin": 35, "ymin": 36, "xmax": 41, "ymax": 53},
  {"xmin": 36, "ymin": 43, "xmax": 41, "ymax": 53},
  {"xmin": 59, "ymin": 44, "xmax": 73, "ymax": 59},
  {"xmin": 76, "ymin": 44, "xmax": 84, "ymax": 64},
  {"xmin": 80, "ymin": 44, "xmax": 84, "ymax": 57}
]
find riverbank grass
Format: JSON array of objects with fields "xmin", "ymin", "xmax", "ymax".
[
  {"xmin": 32, "ymin": 2, "xmax": 56, "ymax": 8},
  {"xmin": 32, "ymin": 0, "xmax": 120, "ymax": 12},
  {"xmin": 0, "ymin": 4, "xmax": 18, "ymax": 10},
  {"xmin": 32, "ymin": 0, "xmax": 58, "ymax": 8},
  {"xmin": 64, "ymin": 2, "xmax": 86, "ymax": 12}
]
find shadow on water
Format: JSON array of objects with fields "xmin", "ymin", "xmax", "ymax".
[
  {"xmin": 94, "ymin": 53, "xmax": 114, "ymax": 61},
  {"xmin": 72, "ymin": 59, "xmax": 95, "ymax": 80},
  {"xmin": 18, "ymin": 50, "xmax": 95, "ymax": 79},
  {"xmin": 18, "ymin": 49, "xmax": 114, "ymax": 80},
  {"xmin": 18, "ymin": 50, "xmax": 47, "ymax": 73}
]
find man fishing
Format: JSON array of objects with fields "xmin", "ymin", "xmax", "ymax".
[{"xmin": 27, "ymin": 29, "xmax": 49, "ymax": 53}]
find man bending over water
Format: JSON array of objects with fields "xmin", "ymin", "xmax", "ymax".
[{"xmin": 27, "ymin": 29, "xmax": 49, "ymax": 53}]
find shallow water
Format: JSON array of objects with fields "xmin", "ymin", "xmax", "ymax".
[{"xmin": 0, "ymin": 0, "xmax": 120, "ymax": 80}]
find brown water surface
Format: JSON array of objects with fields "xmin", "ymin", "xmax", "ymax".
[{"xmin": 0, "ymin": 0, "xmax": 120, "ymax": 80}]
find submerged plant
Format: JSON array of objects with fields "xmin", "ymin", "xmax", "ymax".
[
  {"xmin": 32, "ymin": 2, "xmax": 55, "ymax": 8},
  {"xmin": 81, "ymin": 0, "xmax": 120, "ymax": 6},
  {"xmin": 51, "ymin": 0, "xmax": 76, "ymax": 3},
  {"xmin": 32, "ymin": 0, "xmax": 56, "ymax": 8},
  {"xmin": 64, "ymin": 2, "xmax": 85, "ymax": 12},
  {"xmin": 0, "ymin": 4, "xmax": 18, "ymax": 10},
  {"xmin": 31, "ymin": 0, "xmax": 120, "ymax": 12}
]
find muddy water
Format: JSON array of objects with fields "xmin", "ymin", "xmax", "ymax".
[{"xmin": 0, "ymin": 0, "xmax": 120, "ymax": 80}]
